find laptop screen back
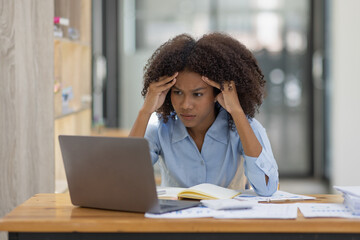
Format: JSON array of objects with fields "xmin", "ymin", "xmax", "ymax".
[{"xmin": 59, "ymin": 135, "xmax": 160, "ymax": 213}]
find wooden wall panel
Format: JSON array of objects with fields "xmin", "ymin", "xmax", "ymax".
[
  {"xmin": 80, "ymin": 0, "xmax": 92, "ymax": 44},
  {"xmin": 0, "ymin": 1, "xmax": 54, "ymax": 240}
]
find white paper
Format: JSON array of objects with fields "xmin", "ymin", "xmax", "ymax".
[
  {"xmin": 344, "ymin": 194, "xmax": 360, "ymax": 214},
  {"xmin": 334, "ymin": 186, "xmax": 360, "ymax": 198},
  {"xmin": 201, "ymin": 199, "xmax": 256, "ymax": 210},
  {"xmin": 297, "ymin": 203, "xmax": 360, "ymax": 218},
  {"xmin": 145, "ymin": 203, "xmax": 297, "ymax": 219},
  {"xmin": 235, "ymin": 189, "xmax": 315, "ymax": 202},
  {"xmin": 214, "ymin": 204, "xmax": 298, "ymax": 219},
  {"xmin": 333, "ymin": 186, "xmax": 360, "ymax": 215},
  {"xmin": 145, "ymin": 207, "xmax": 216, "ymax": 218}
]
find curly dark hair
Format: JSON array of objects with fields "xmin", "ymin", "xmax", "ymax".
[{"xmin": 142, "ymin": 32, "xmax": 266, "ymax": 128}]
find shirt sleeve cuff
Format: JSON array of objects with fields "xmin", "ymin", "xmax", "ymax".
[
  {"xmin": 244, "ymin": 149, "xmax": 279, "ymax": 196},
  {"xmin": 245, "ymin": 149, "xmax": 278, "ymax": 177}
]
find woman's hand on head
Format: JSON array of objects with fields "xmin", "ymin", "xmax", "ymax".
[
  {"xmin": 141, "ymin": 72, "xmax": 178, "ymax": 114},
  {"xmin": 201, "ymin": 77, "xmax": 243, "ymax": 115}
]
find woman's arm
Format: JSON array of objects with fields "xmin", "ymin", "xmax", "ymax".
[
  {"xmin": 129, "ymin": 73, "xmax": 178, "ymax": 137},
  {"xmin": 230, "ymin": 108, "xmax": 269, "ymax": 184},
  {"xmin": 241, "ymin": 119, "xmax": 279, "ymax": 196},
  {"xmin": 201, "ymin": 78, "xmax": 262, "ymax": 156},
  {"xmin": 201, "ymin": 78, "xmax": 270, "ymax": 185},
  {"xmin": 129, "ymin": 110, "xmax": 153, "ymax": 137},
  {"xmin": 231, "ymin": 107, "xmax": 262, "ymax": 157}
]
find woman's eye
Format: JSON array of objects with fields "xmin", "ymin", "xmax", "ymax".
[
  {"xmin": 173, "ymin": 90, "xmax": 182, "ymax": 95},
  {"xmin": 194, "ymin": 93, "xmax": 203, "ymax": 97}
]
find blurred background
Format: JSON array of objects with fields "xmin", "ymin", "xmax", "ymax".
[{"xmin": 91, "ymin": 0, "xmax": 333, "ymax": 194}]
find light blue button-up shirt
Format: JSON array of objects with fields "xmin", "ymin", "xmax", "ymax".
[{"xmin": 144, "ymin": 108, "xmax": 279, "ymax": 196}]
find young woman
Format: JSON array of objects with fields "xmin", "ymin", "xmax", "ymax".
[{"xmin": 129, "ymin": 33, "xmax": 278, "ymax": 196}]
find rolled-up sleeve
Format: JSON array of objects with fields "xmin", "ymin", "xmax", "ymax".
[{"xmin": 243, "ymin": 120, "xmax": 279, "ymax": 196}]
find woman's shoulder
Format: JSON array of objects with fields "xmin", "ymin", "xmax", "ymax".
[
  {"xmin": 248, "ymin": 117, "xmax": 263, "ymax": 127},
  {"xmin": 248, "ymin": 117, "xmax": 267, "ymax": 135}
]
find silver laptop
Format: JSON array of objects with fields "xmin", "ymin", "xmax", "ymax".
[{"xmin": 59, "ymin": 135, "xmax": 199, "ymax": 214}]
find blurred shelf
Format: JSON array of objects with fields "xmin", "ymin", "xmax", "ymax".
[
  {"xmin": 55, "ymin": 105, "xmax": 91, "ymax": 119},
  {"xmin": 54, "ymin": 37, "xmax": 91, "ymax": 47}
]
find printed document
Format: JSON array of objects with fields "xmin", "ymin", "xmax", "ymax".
[
  {"xmin": 145, "ymin": 207, "xmax": 216, "ymax": 218},
  {"xmin": 145, "ymin": 203, "xmax": 297, "ymax": 219},
  {"xmin": 298, "ymin": 203, "xmax": 360, "ymax": 218},
  {"xmin": 214, "ymin": 204, "xmax": 298, "ymax": 219}
]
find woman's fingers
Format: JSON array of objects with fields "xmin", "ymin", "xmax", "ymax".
[
  {"xmin": 202, "ymin": 76, "xmax": 221, "ymax": 89},
  {"xmin": 223, "ymin": 81, "xmax": 236, "ymax": 92},
  {"xmin": 157, "ymin": 72, "xmax": 178, "ymax": 86},
  {"xmin": 157, "ymin": 77, "xmax": 176, "ymax": 92},
  {"xmin": 202, "ymin": 77, "xmax": 236, "ymax": 93},
  {"xmin": 149, "ymin": 73, "xmax": 177, "ymax": 93},
  {"xmin": 144, "ymin": 75, "xmax": 177, "ymax": 113}
]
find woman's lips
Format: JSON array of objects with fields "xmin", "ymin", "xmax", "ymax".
[{"xmin": 180, "ymin": 114, "xmax": 196, "ymax": 121}]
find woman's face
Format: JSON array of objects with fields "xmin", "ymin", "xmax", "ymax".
[{"xmin": 170, "ymin": 71, "xmax": 216, "ymax": 132}]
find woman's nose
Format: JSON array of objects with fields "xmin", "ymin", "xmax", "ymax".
[{"xmin": 181, "ymin": 96, "xmax": 193, "ymax": 110}]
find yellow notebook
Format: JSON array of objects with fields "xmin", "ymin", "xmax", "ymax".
[{"xmin": 177, "ymin": 183, "xmax": 241, "ymax": 200}]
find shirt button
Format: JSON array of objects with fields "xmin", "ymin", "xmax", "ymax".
[
  {"xmin": 260, "ymin": 162, "xmax": 265, "ymax": 168},
  {"xmin": 201, "ymin": 160, "xmax": 205, "ymax": 165}
]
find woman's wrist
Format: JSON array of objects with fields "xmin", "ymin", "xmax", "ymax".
[
  {"xmin": 229, "ymin": 106, "xmax": 245, "ymax": 118},
  {"xmin": 139, "ymin": 106, "xmax": 154, "ymax": 117}
]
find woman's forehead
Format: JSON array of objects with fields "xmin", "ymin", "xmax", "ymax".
[{"xmin": 175, "ymin": 71, "xmax": 211, "ymax": 90}]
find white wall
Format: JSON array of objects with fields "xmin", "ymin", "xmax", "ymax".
[
  {"xmin": 119, "ymin": 52, "xmax": 150, "ymax": 129},
  {"xmin": 118, "ymin": 1, "xmax": 155, "ymax": 129},
  {"xmin": 330, "ymin": 0, "xmax": 360, "ymax": 186}
]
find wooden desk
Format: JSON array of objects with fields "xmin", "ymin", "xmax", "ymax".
[{"xmin": 1, "ymin": 193, "xmax": 360, "ymax": 240}]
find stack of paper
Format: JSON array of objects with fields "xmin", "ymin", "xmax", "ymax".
[
  {"xmin": 334, "ymin": 186, "xmax": 360, "ymax": 215},
  {"xmin": 147, "ymin": 189, "xmax": 315, "ymax": 219}
]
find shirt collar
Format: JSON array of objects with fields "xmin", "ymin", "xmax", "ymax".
[
  {"xmin": 171, "ymin": 107, "xmax": 229, "ymax": 144},
  {"xmin": 205, "ymin": 107, "xmax": 228, "ymax": 144},
  {"xmin": 171, "ymin": 115, "xmax": 189, "ymax": 143}
]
